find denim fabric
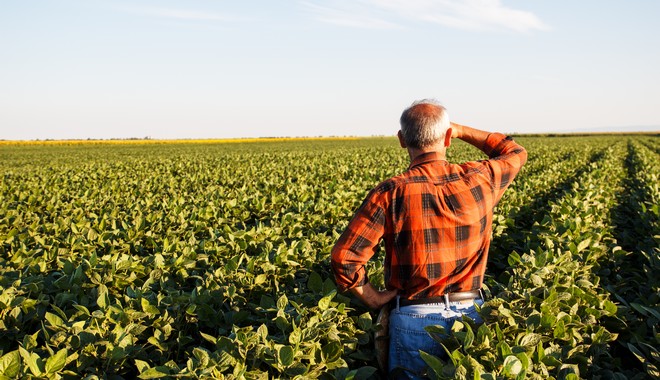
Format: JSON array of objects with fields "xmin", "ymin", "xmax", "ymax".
[{"xmin": 388, "ymin": 298, "xmax": 484, "ymax": 379}]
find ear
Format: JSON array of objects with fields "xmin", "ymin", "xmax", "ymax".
[
  {"xmin": 397, "ymin": 130, "xmax": 407, "ymax": 148},
  {"xmin": 444, "ymin": 128, "xmax": 452, "ymax": 148}
]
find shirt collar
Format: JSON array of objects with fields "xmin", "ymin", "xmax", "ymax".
[{"xmin": 409, "ymin": 151, "xmax": 448, "ymax": 169}]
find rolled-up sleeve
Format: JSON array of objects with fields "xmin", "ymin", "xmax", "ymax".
[
  {"xmin": 481, "ymin": 133, "xmax": 527, "ymax": 202},
  {"xmin": 331, "ymin": 188, "xmax": 386, "ymax": 292}
]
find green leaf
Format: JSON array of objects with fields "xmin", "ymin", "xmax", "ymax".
[
  {"xmin": 540, "ymin": 312, "xmax": 555, "ymax": 328},
  {"xmin": 138, "ymin": 366, "xmax": 170, "ymax": 379},
  {"xmin": 0, "ymin": 351, "xmax": 20, "ymax": 378},
  {"xmin": 497, "ymin": 342, "xmax": 512, "ymax": 358},
  {"xmin": 275, "ymin": 316, "xmax": 289, "ymax": 332},
  {"xmin": 420, "ymin": 351, "xmax": 445, "ymax": 377},
  {"xmin": 45, "ymin": 348, "xmax": 67, "ymax": 374},
  {"xmin": 226, "ymin": 256, "xmax": 238, "ymax": 271},
  {"xmin": 425, "ymin": 325, "xmax": 447, "ymax": 344},
  {"xmin": 72, "ymin": 304, "xmax": 91, "ymax": 318},
  {"xmin": 97, "ymin": 284, "xmax": 109, "ymax": 309},
  {"xmin": 357, "ymin": 312, "xmax": 372, "ymax": 331},
  {"xmin": 193, "ymin": 348, "xmax": 210, "ymax": 367},
  {"xmin": 284, "ymin": 362, "xmax": 309, "ymax": 377},
  {"xmin": 495, "ymin": 323, "xmax": 504, "ymax": 341},
  {"xmin": 591, "ymin": 326, "xmax": 617, "ymax": 344},
  {"xmin": 322, "ymin": 341, "xmax": 342, "ymax": 363},
  {"xmin": 135, "ymin": 359, "xmax": 150, "ymax": 374},
  {"xmin": 199, "ymin": 332, "xmax": 217, "ymax": 345},
  {"xmin": 45, "ymin": 312, "xmax": 64, "ymax": 327},
  {"xmin": 318, "ymin": 290, "xmax": 336, "ymax": 311},
  {"xmin": 553, "ymin": 320, "xmax": 566, "ymax": 339},
  {"xmin": 515, "ymin": 352, "xmax": 530, "ymax": 370},
  {"xmin": 451, "ymin": 320, "xmax": 464, "ymax": 333},
  {"xmin": 519, "ymin": 333, "xmax": 542, "ymax": 347},
  {"xmin": 542, "ymin": 355, "xmax": 562, "ymax": 368},
  {"xmin": 603, "ymin": 300, "xmax": 618, "ymax": 315},
  {"xmin": 278, "ymin": 346, "xmax": 294, "ymax": 367},
  {"xmin": 22, "ymin": 332, "xmax": 39, "ymax": 350},
  {"xmin": 257, "ymin": 324, "xmax": 269, "ymax": 342},
  {"xmin": 322, "ymin": 278, "xmax": 336, "ymax": 294},
  {"xmin": 627, "ymin": 343, "xmax": 647, "ymax": 363},
  {"xmin": 463, "ymin": 323, "xmax": 474, "ymax": 349},
  {"xmin": 289, "ymin": 327, "xmax": 302, "ymax": 345},
  {"xmin": 631, "ymin": 303, "xmax": 660, "ymax": 320},
  {"xmin": 534, "ymin": 341, "xmax": 545, "ymax": 364},
  {"xmin": 141, "ymin": 298, "xmax": 160, "ymax": 315},
  {"xmin": 577, "ymin": 238, "xmax": 591, "ymax": 252},
  {"xmin": 307, "ymin": 271, "xmax": 323, "ymax": 293},
  {"xmin": 508, "ymin": 252, "xmax": 522, "ymax": 266},
  {"xmin": 502, "ymin": 355, "xmax": 522, "ymax": 378},
  {"xmin": 254, "ymin": 273, "xmax": 268, "ymax": 285},
  {"xmin": 277, "ymin": 294, "xmax": 288, "ymax": 310},
  {"xmin": 19, "ymin": 347, "xmax": 43, "ymax": 376}
]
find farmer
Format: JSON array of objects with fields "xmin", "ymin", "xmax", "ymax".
[{"xmin": 331, "ymin": 99, "xmax": 527, "ymax": 378}]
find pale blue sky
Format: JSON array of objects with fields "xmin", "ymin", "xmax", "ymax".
[{"xmin": 1, "ymin": 0, "xmax": 659, "ymax": 139}]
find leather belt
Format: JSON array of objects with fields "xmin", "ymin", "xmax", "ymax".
[{"xmin": 398, "ymin": 289, "xmax": 483, "ymax": 307}]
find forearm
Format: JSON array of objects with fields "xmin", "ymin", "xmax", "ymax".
[
  {"xmin": 451, "ymin": 122, "xmax": 492, "ymax": 154},
  {"xmin": 349, "ymin": 283, "xmax": 398, "ymax": 310}
]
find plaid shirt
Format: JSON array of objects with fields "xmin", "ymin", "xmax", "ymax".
[{"xmin": 331, "ymin": 133, "xmax": 527, "ymax": 300}]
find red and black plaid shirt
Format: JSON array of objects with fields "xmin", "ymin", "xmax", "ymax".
[{"xmin": 331, "ymin": 133, "xmax": 527, "ymax": 300}]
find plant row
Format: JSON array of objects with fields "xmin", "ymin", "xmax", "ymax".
[{"xmin": 418, "ymin": 140, "xmax": 645, "ymax": 379}]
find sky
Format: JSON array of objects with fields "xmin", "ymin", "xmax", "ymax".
[{"xmin": 1, "ymin": 0, "xmax": 659, "ymax": 140}]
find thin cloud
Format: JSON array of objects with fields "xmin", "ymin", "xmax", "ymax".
[
  {"xmin": 302, "ymin": 0, "xmax": 549, "ymax": 32},
  {"xmin": 301, "ymin": 1, "xmax": 402, "ymax": 29}
]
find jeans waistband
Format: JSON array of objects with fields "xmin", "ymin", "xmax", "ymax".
[{"xmin": 396, "ymin": 289, "xmax": 484, "ymax": 308}]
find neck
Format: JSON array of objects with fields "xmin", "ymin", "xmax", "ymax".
[{"xmin": 407, "ymin": 145, "xmax": 446, "ymax": 162}]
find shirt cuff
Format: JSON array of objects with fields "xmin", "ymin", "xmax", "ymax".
[
  {"xmin": 482, "ymin": 132, "xmax": 510, "ymax": 157},
  {"xmin": 332, "ymin": 264, "xmax": 369, "ymax": 293}
]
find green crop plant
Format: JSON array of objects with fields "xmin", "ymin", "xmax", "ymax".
[{"xmin": 0, "ymin": 135, "xmax": 658, "ymax": 379}]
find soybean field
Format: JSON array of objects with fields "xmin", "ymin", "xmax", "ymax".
[{"xmin": 0, "ymin": 135, "xmax": 658, "ymax": 379}]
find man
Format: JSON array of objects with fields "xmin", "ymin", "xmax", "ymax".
[{"xmin": 331, "ymin": 99, "xmax": 527, "ymax": 378}]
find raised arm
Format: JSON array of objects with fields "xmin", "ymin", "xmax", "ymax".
[
  {"xmin": 451, "ymin": 121, "xmax": 527, "ymax": 202},
  {"xmin": 450, "ymin": 122, "xmax": 492, "ymax": 154}
]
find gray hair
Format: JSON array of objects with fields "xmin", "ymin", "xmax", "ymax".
[{"xmin": 399, "ymin": 99, "xmax": 450, "ymax": 149}]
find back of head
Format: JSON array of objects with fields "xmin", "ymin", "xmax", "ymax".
[{"xmin": 399, "ymin": 99, "xmax": 450, "ymax": 150}]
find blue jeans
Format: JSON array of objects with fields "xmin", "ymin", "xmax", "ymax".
[{"xmin": 388, "ymin": 298, "xmax": 484, "ymax": 379}]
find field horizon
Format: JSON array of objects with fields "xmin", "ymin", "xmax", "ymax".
[{"xmin": 1, "ymin": 131, "xmax": 659, "ymax": 146}]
